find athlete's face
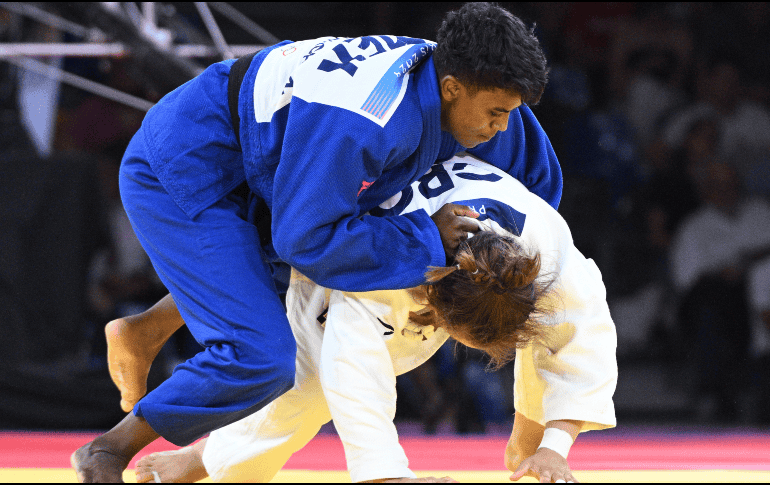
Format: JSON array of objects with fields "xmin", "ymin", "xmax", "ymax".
[{"xmin": 440, "ymin": 77, "xmax": 523, "ymax": 149}]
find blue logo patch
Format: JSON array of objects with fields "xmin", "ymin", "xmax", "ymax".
[{"xmin": 451, "ymin": 198, "xmax": 526, "ymax": 236}]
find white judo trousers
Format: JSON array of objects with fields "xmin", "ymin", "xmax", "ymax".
[{"xmin": 202, "ymin": 154, "xmax": 618, "ymax": 482}]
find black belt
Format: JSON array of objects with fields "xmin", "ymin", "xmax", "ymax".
[
  {"xmin": 228, "ymin": 50, "xmax": 271, "ymax": 247},
  {"xmin": 228, "ymin": 50, "xmax": 259, "ymax": 147}
]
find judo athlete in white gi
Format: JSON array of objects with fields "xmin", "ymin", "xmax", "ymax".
[{"xmin": 124, "ymin": 154, "xmax": 617, "ymax": 483}]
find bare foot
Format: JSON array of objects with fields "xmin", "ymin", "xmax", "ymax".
[
  {"xmin": 71, "ymin": 441, "xmax": 131, "ymax": 483},
  {"xmin": 106, "ymin": 317, "xmax": 166, "ymax": 413},
  {"xmin": 135, "ymin": 439, "xmax": 209, "ymax": 483}
]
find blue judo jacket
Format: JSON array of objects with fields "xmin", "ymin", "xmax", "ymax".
[{"xmin": 138, "ymin": 36, "xmax": 562, "ymax": 292}]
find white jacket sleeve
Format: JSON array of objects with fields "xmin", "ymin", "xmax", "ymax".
[
  {"xmin": 319, "ymin": 290, "xmax": 416, "ymax": 483},
  {"xmin": 515, "ymin": 241, "xmax": 618, "ymax": 432}
]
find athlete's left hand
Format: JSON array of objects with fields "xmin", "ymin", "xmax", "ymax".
[{"xmin": 509, "ymin": 448, "xmax": 578, "ymax": 483}]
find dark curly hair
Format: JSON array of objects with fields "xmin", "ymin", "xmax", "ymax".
[
  {"xmin": 409, "ymin": 231, "xmax": 555, "ymax": 370},
  {"xmin": 433, "ymin": 2, "xmax": 549, "ymax": 105}
]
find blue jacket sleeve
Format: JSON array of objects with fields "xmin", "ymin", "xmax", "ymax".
[
  {"xmin": 468, "ymin": 105, "xmax": 562, "ymax": 210},
  {"xmin": 270, "ymin": 101, "xmax": 446, "ymax": 292}
]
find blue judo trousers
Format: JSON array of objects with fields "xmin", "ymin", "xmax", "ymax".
[
  {"xmin": 119, "ymin": 63, "xmax": 296, "ymax": 446},
  {"xmin": 118, "ymin": 36, "xmax": 562, "ymax": 446}
]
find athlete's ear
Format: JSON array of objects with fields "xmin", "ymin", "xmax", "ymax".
[{"xmin": 440, "ymin": 75, "xmax": 462, "ymax": 102}]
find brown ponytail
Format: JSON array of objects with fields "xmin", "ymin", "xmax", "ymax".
[{"xmin": 410, "ymin": 231, "xmax": 554, "ymax": 370}]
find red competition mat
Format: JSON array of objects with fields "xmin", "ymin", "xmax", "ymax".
[{"xmin": 2, "ymin": 430, "xmax": 770, "ymax": 471}]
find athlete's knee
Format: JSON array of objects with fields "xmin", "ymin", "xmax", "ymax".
[{"xmin": 236, "ymin": 339, "xmax": 296, "ymax": 393}]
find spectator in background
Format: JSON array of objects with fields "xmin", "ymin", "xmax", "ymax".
[
  {"xmin": 607, "ymin": 4, "xmax": 693, "ymax": 149},
  {"xmin": 664, "ymin": 54, "xmax": 770, "ymax": 202},
  {"xmin": 556, "ymin": 66, "xmax": 642, "ymax": 299},
  {"xmin": 662, "ymin": 59, "xmax": 770, "ymax": 168},
  {"xmin": 671, "ymin": 161, "xmax": 770, "ymax": 422},
  {"xmin": 554, "ymin": 3, "xmax": 667, "ymax": 214},
  {"xmin": 690, "ymin": 3, "xmax": 770, "ymax": 108},
  {"xmin": 748, "ymin": 259, "xmax": 770, "ymax": 424},
  {"xmin": 637, "ymin": 117, "xmax": 718, "ymax": 257},
  {"xmin": 605, "ymin": 118, "xmax": 714, "ymax": 360},
  {"xmin": 559, "ymin": 93, "xmax": 642, "ymax": 210},
  {"xmin": 558, "ymin": 2, "xmax": 637, "ymax": 78},
  {"xmin": 529, "ymin": 2, "xmax": 592, "ymax": 160}
]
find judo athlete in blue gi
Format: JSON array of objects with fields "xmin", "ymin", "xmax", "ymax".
[{"xmin": 71, "ymin": 3, "xmax": 561, "ymax": 482}]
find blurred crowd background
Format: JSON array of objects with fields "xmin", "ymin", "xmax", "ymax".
[{"xmin": 2, "ymin": 2, "xmax": 770, "ymax": 434}]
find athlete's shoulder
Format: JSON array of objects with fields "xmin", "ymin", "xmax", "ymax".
[{"xmin": 256, "ymin": 35, "xmax": 435, "ymax": 127}]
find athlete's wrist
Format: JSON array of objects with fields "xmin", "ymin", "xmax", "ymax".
[{"xmin": 536, "ymin": 427, "xmax": 573, "ymax": 459}]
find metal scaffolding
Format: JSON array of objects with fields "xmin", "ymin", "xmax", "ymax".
[{"xmin": 0, "ymin": 2, "xmax": 275, "ymax": 111}]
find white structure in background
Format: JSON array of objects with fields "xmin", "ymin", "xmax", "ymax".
[
  {"xmin": 17, "ymin": 48, "xmax": 61, "ymax": 157},
  {"xmin": 0, "ymin": 2, "xmax": 277, "ymax": 113}
]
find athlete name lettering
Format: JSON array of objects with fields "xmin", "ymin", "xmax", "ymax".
[
  {"xmin": 467, "ymin": 204, "xmax": 487, "ymax": 215},
  {"xmin": 316, "ymin": 36, "xmax": 430, "ymax": 78},
  {"xmin": 394, "ymin": 44, "xmax": 435, "ymax": 77}
]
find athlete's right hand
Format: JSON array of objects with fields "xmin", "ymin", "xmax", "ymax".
[{"xmin": 431, "ymin": 203, "xmax": 481, "ymax": 263}]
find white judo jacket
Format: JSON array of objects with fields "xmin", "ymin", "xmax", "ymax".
[{"xmin": 202, "ymin": 154, "xmax": 617, "ymax": 483}]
